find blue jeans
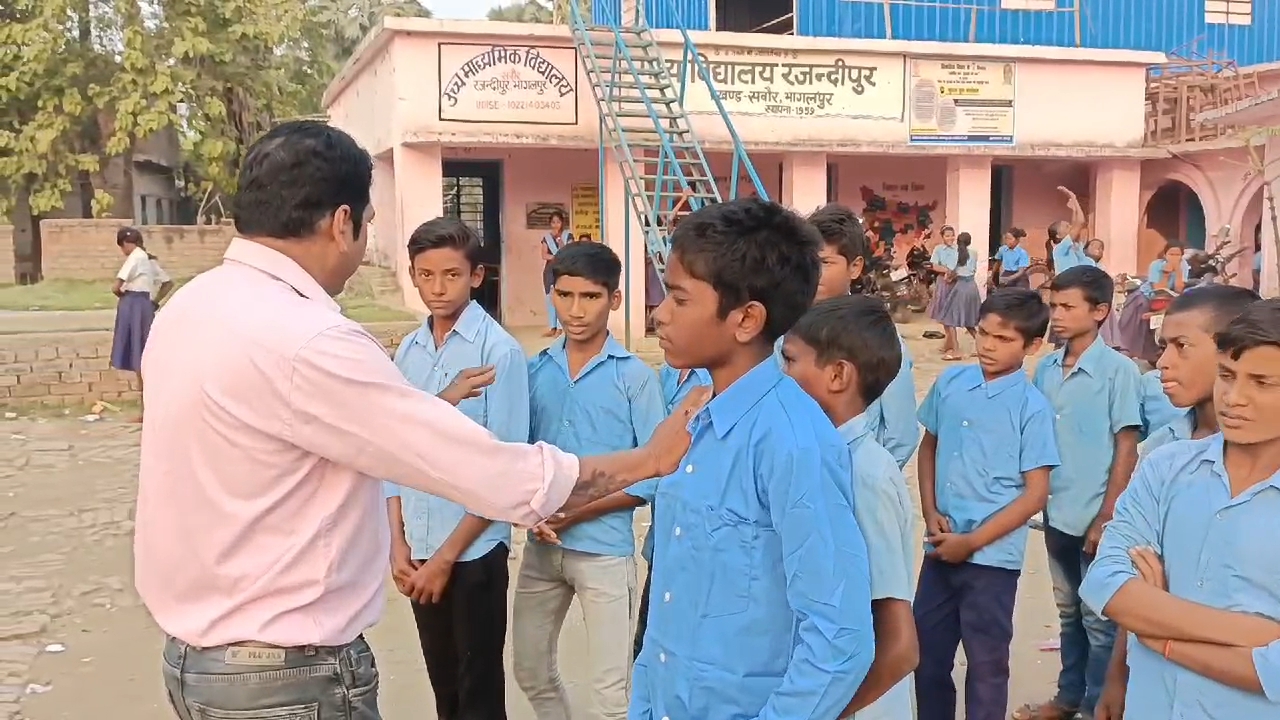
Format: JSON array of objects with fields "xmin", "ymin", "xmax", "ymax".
[
  {"xmin": 1045, "ymin": 525, "xmax": 1117, "ymax": 713},
  {"xmin": 161, "ymin": 635, "xmax": 380, "ymax": 719}
]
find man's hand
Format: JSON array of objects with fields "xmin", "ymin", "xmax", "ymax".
[
  {"xmin": 1094, "ymin": 674, "xmax": 1126, "ymax": 720},
  {"xmin": 927, "ymin": 532, "xmax": 975, "ymax": 564},
  {"xmin": 1129, "ymin": 546, "xmax": 1167, "ymax": 591},
  {"xmin": 389, "ymin": 538, "xmax": 418, "ymax": 596},
  {"xmin": 1084, "ymin": 511, "xmax": 1110, "ymax": 555},
  {"xmin": 923, "ymin": 511, "xmax": 952, "ymax": 537},
  {"xmin": 530, "ymin": 512, "xmax": 577, "ymax": 545},
  {"xmin": 438, "ymin": 366, "xmax": 496, "ymax": 406},
  {"xmin": 404, "ymin": 555, "xmax": 454, "ymax": 604},
  {"xmin": 641, "ymin": 385, "xmax": 712, "ymax": 477}
]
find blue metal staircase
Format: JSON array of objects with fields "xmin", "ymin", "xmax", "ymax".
[{"xmin": 567, "ymin": 0, "xmax": 769, "ymax": 278}]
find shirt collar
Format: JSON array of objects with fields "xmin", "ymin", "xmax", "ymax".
[
  {"xmin": 223, "ymin": 238, "xmax": 340, "ymax": 313},
  {"xmin": 540, "ymin": 332, "xmax": 631, "ymax": 377},
  {"xmin": 1044, "ymin": 334, "xmax": 1108, "ymax": 377},
  {"xmin": 1167, "ymin": 409, "xmax": 1195, "ymax": 440},
  {"xmin": 959, "ymin": 364, "xmax": 1028, "ymax": 398},
  {"xmin": 704, "ymin": 358, "xmax": 785, "ymax": 438},
  {"xmin": 1199, "ymin": 434, "xmax": 1280, "ymax": 495},
  {"xmin": 417, "ymin": 300, "xmax": 485, "ymax": 348},
  {"xmin": 837, "ymin": 412, "xmax": 873, "ymax": 448}
]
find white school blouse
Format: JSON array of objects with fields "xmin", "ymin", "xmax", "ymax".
[{"xmin": 117, "ymin": 247, "xmax": 170, "ymax": 293}]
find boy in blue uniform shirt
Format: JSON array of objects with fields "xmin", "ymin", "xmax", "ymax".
[
  {"xmin": 1022, "ymin": 266, "xmax": 1142, "ymax": 720},
  {"xmin": 1138, "ymin": 367, "xmax": 1182, "ymax": 441},
  {"xmin": 915, "ymin": 288, "xmax": 1061, "ymax": 720},
  {"xmin": 782, "ymin": 294, "xmax": 919, "ymax": 720},
  {"xmin": 512, "ymin": 241, "xmax": 665, "ymax": 720},
  {"xmin": 632, "ymin": 364, "xmax": 710, "ymax": 659},
  {"xmin": 1093, "ymin": 284, "xmax": 1259, "ymax": 720},
  {"xmin": 385, "ymin": 218, "xmax": 529, "ymax": 720},
  {"xmin": 1080, "ymin": 298, "xmax": 1280, "ymax": 720},
  {"xmin": 632, "ymin": 198, "xmax": 875, "ymax": 720}
]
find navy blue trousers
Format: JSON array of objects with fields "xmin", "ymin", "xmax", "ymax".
[{"xmin": 914, "ymin": 558, "xmax": 1020, "ymax": 720}]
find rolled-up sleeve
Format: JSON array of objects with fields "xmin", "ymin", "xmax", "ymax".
[
  {"xmin": 1079, "ymin": 455, "xmax": 1163, "ymax": 619},
  {"xmin": 287, "ymin": 323, "xmax": 578, "ymax": 526},
  {"xmin": 1252, "ymin": 641, "xmax": 1280, "ymax": 702}
]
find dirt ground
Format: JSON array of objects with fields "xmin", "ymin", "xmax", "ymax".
[{"xmin": 1, "ymin": 321, "xmax": 1066, "ymax": 720}]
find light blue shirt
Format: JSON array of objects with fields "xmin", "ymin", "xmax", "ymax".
[
  {"xmin": 384, "ymin": 301, "xmax": 528, "ymax": 561},
  {"xmin": 1137, "ymin": 408, "xmax": 1193, "ymax": 459},
  {"xmin": 1139, "ymin": 369, "xmax": 1183, "ymax": 441},
  {"xmin": 1256, "ymin": 252, "xmax": 1264, "ymax": 272},
  {"xmin": 839, "ymin": 413, "xmax": 915, "ymax": 720},
  {"xmin": 529, "ymin": 334, "xmax": 664, "ymax": 557},
  {"xmin": 930, "ymin": 243, "xmax": 959, "ymax": 271},
  {"xmin": 775, "ymin": 333, "xmax": 919, "ymax": 469},
  {"xmin": 918, "ymin": 365, "xmax": 1061, "ymax": 570},
  {"xmin": 996, "ymin": 244, "xmax": 1031, "ymax": 273},
  {"xmin": 1079, "ymin": 436, "xmax": 1280, "ymax": 717},
  {"xmin": 1033, "ymin": 336, "xmax": 1142, "ymax": 536},
  {"xmin": 636, "ymin": 365, "xmax": 712, "ymax": 562},
  {"xmin": 630, "ymin": 360, "xmax": 874, "ymax": 720},
  {"xmin": 1052, "ymin": 236, "xmax": 1087, "ymax": 274},
  {"xmin": 954, "ymin": 250, "xmax": 977, "ymax": 277},
  {"xmin": 1141, "ymin": 258, "xmax": 1190, "ymax": 297}
]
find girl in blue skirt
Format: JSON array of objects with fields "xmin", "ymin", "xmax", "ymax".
[{"xmin": 110, "ymin": 227, "xmax": 173, "ymax": 413}]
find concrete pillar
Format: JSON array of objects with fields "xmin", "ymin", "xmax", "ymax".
[
  {"xmin": 391, "ymin": 142, "xmax": 443, "ymax": 313},
  {"xmin": 1262, "ymin": 137, "xmax": 1280, "ymax": 298},
  {"xmin": 944, "ymin": 156, "xmax": 993, "ymax": 292},
  {"xmin": 781, "ymin": 152, "xmax": 828, "ymax": 216},
  {"xmin": 603, "ymin": 153, "xmax": 647, "ymax": 346},
  {"xmin": 1091, "ymin": 160, "xmax": 1143, "ymax": 275}
]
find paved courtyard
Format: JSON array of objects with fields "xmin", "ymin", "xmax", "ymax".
[{"xmin": 1, "ymin": 322, "xmax": 1065, "ymax": 720}]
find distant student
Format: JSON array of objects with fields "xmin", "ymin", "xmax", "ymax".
[
  {"xmin": 632, "ymin": 198, "xmax": 875, "ymax": 720},
  {"xmin": 797, "ymin": 203, "xmax": 921, "ymax": 467},
  {"xmin": 1138, "ymin": 367, "xmax": 1182, "ymax": 441},
  {"xmin": 914, "ymin": 288, "xmax": 1061, "ymax": 720},
  {"xmin": 512, "ymin": 241, "xmax": 665, "ymax": 720},
  {"xmin": 782, "ymin": 294, "xmax": 918, "ymax": 720},
  {"xmin": 1115, "ymin": 241, "xmax": 1189, "ymax": 363},
  {"xmin": 540, "ymin": 209, "xmax": 573, "ymax": 338},
  {"xmin": 1091, "ymin": 284, "xmax": 1260, "ymax": 720},
  {"xmin": 995, "ymin": 227, "xmax": 1032, "ymax": 289},
  {"xmin": 1049, "ymin": 186, "xmax": 1088, "ymax": 274},
  {"xmin": 111, "ymin": 226, "xmax": 173, "ymax": 419},
  {"xmin": 384, "ymin": 218, "xmax": 529, "ymax": 720},
  {"xmin": 632, "ymin": 363, "xmax": 710, "ymax": 659},
  {"xmin": 1080, "ymin": 298, "xmax": 1280, "ymax": 720},
  {"xmin": 1017, "ymin": 266, "xmax": 1142, "ymax": 720},
  {"xmin": 936, "ymin": 231, "xmax": 981, "ymax": 360},
  {"xmin": 927, "ymin": 225, "xmax": 960, "ymax": 355}
]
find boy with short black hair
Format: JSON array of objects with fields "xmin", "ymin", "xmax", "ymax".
[
  {"xmin": 386, "ymin": 216, "xmax": 529, "ymax": 720},
  {"xmin": 1020, "ymin": 265, "xmax": 1142, "ymax": 720},
  {"xmin": 782, "ymin": 294, "xmax": 919, "ymax": 720},
  {"xmin": 915, "ymin": 287, "xmax": 1061, "ymax": 720},
  {"xmin": 512, "ymin": 240, "xmax": 665, "ymax": 720},
  {"xmin": 1080, "ymin": 298, "xmax": 1280, "ymax": 720},
  {"xmin": 633, "ymin": 198, "xmax": 875, "ymax": 720}
]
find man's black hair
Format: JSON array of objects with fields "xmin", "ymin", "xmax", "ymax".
[
  {"xmin": 551, "ymin": 240, "xmax": 622, "ymax": 293},
  {"xmin": 788, "ymin": 294, "xmax": 902, "ymax": 405},
  {"xmin": 807, "ymin": 203, "xmax": 868, "ymax": 264},
  {"xmin": 1048, "ymin": 265, "xmax": 1114, "ymax": 308},
  {"xmin": 1215, "ymin": 297, "xmax": 1280, "ymax": 360},
  {"xmin": 670, "ymin": 198, "xmax": 821, "ymax": 343},
  {"xmin": 406, "ymin": 217, "xmax": 483, "ymax": 268},
  {"xmin": 233, "ymin": 121, "xmax": 373, "ymax": 239},
  {"xmin": 980, "ymin": 287, "xmax": 1050, "ymax": 344},
  {"xmin": 1167, "ymin": 284, "xmax": 1260, "ymax": 333}
]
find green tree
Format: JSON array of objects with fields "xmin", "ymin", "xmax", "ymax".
[
  {"xmin": 311, "ymin": 0, "xmax": 433, "ymax": 72},
  {"xmin": 487, "ymin": 0, "xmax": 591, "ymax": 23}
]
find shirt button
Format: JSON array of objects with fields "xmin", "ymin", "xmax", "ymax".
[
  {"xmin": 1216, "ymin": 512, "xmax": 1223, "ymax": 520},
  {"xmin": 663, "ymin": 591, "xmax": 671, "ymax": 602},
  {"xmin": 1056, "ymin": 414, "xmax": 1062, "ymax": 420},
  {"xmin": 563, "ymin": 420, "xmax": 570, "ymax": 427},
  {"xmin": 962, "ymin": 421, "xmax": 969, "ymax": 427},
  {"xmin": 684, "ymin": 464, "xmax": 694, "ymax": 473},
  {"xmin": 659, "ymin": 653, "xmax": 666, "ymax": 663},
  {"xmin": 569, "ymin": 381, "xmax": 575, "ymax": 388},
  {"xmin": 1198, "ymin": 580, "xmax": 1204, "ymax": 587},
  {"xmin": 674, "ymin": 526, "xmax": 681, "ymax": 536}
]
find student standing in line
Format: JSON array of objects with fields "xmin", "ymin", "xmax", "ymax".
[
  {"xmin": 111, "ymin": 226, "xmax": 173, "ymax": 420},
  {"xmin": 926, "ymin": 225, "xmax": 960, "ymax": 357},
  {"xmin": 914, "ymin": 288, "xmax": 1061, "ymax": 720},
  {"xmin": 936, "ymin": 231, "xmax": 981, "ymax": 360},
  {"xmin": 1017, "ymin": 266, "xmax": 1142, "ymax": 720},
  {"xmin": 632, "ymin": 198, "xmax": 875, "ymax": 720},
  {"xmin": 512, "ymin": 241, "xmax": 666, "ymax": 720},
  {"xmin": 632, "ymin": 363, "xmax": 710, "ymax": 660},
  {"xmin": 994, "ymin": 227, "xmax": 1032, "ymax": 289},
  {"xmin": 781, "ymin": 294, "xmax": 919, "ymax": 720},
  {"xmin": 1080, "ymin": 298, "xmax": 1280, "ymax": 720},
  {"xmin": 385, "ymin": 218, "xmax": 529, "ymax": 720},
  {"xmin": 540, "ymin": 209, "xmax": 573, "ymax": 338}
]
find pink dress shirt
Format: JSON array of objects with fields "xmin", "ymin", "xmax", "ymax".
[{"xmin": 134, "ymin": 239, "xmax": 579, "ymax": 648}]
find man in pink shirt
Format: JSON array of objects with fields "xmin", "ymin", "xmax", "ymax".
[{"xmin": 133, "ymin": 121, "xmax": 704, "ymax": 720}]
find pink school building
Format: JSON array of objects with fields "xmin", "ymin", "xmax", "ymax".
[{"xmin": 324, "ymin": 16, "xmax": 1278, "ymax": 345}]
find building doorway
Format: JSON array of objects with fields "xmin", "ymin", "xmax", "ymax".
[
  {"xmin": 988, "ymin": 164, "xmax": 1013, "ymax": 256},
  {"xmin": 442, "ymin": 160, "xmax": 503, "ymax": 320},
  {"xmin": 712, "ymin": 0, "xmax": 794, "ymax": 34}
]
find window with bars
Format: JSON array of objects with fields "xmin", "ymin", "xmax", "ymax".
[
  {"xmin": 442, "ymin": 177, "xmax": 486, "ymax": 236},
  {"xmin": 1206, "ymin": 0, "xmax": 1252, "ymax": 25}
]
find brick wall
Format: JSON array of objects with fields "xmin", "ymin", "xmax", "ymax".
[
  {"xmin": 0, "ymin": 321, "xmax": 418, "ymax": 409},
  {"xmin": 38, "ymin": 219, "xmax": 235, "ymax": 281},
  {"xmin": 0, "ymin": 225, "xmax": 13, "ymax": 284}
]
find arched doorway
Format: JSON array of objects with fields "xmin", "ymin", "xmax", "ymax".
[{"xmin": 1144, "ymin": 180, "xmax": 1207, "ymax": 250}]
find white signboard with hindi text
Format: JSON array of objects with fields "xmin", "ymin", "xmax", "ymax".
[{"xmin": 438, "ymin": 43, "xmax": 579, "ymax": 125}]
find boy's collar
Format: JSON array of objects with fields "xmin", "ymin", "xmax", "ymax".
[
  {"xmin": 836, "ymin": 412, "xmax": 873, "ymax": 447},
  {"xmin": 418, "ymin": 300, "xmax": 484, "ymax": 346},
  {"xmin": 704, "ymin": 358, "xmax": 784, "ymax": 438},
  {"xmin": 961, "ymin": 364, "xmax": 1028, "ymax": 398}
]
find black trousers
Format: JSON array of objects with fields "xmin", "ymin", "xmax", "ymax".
[{"xmin": 409, "ymin": 542, "xmax": 509, "ymax": 720}]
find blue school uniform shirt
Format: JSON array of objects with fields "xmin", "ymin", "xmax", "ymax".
[
  {"xmin": 1052, "ymin": 236, "xmax": 1087, "ymax": 273},
  {"xmin": 1033, "ymin": 336, "xmax": 1142, "ymax": 536},
  {"xmin": 917, "ymin": 365, "xmax": 1061, "ymax": 570},
  {"xmin": 1140, "ymin": 258, "xmax": 1190, "ymax": 298},
  {"xmin": 954, "ymin": 250, "xmax": 977, "ymax": 277},
  {"xmin": 383, "ymin": 301, "xmax": 528, "ymax": 561},
  {"xmin": 838, "ymin": 413, "xmax": 915, "ymax": 720},
  {"xmin": 1138, "ymin": 369, "xmax": 1182, "ymax": 441},
  {"xmin": 774, "ymin": 333, "xmax": 920, "ymax": 469},
  {"xmin": 1137, "ymin": 408, "xmax": 1193, "ymax": 459},
  {"xmin": 630, "ymin": 359, "xmax": 874, "ymax": 720},
  {"xmin": 996, "ymin": 245, "xmax": 1031, "ymax": 273},
  {"xmin": 634, "ymin": 365, "xmax": 712, "ymax": 563},
  {"xmin": 528, "ymin": 334, "xmax": 664, "ymax": 557},
  {"xmin": 1080, "ymin": 436, "xmax": 1280, "ymax": 718},
  {"xmin": 930, "ymin": 243, "xmax": 959, "ymax": 271}
]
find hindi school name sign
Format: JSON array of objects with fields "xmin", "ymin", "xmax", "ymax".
[
  {"xmin": 665, "ymin": 46, "xmax": 905, "ymax": 121},
  {"xmin": 438, "ymin": 43, "xmax": 579, "ymax": 125}
]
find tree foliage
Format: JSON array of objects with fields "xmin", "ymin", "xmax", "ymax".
[{"xmin": 487, "ymin": 0, "xmax": 592, "ymax": 24}]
